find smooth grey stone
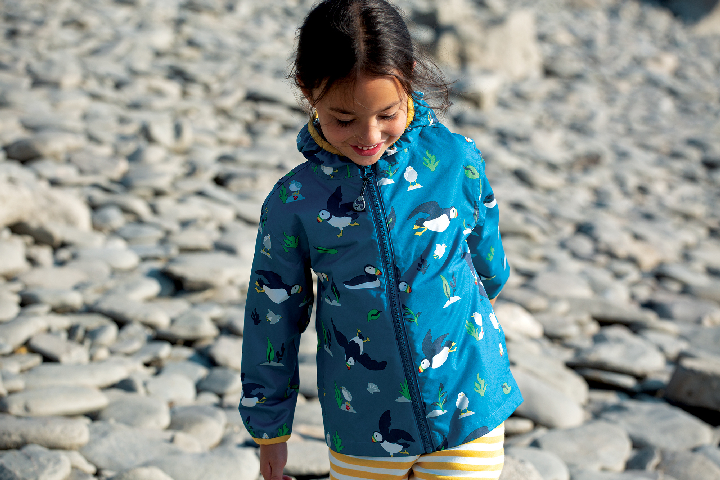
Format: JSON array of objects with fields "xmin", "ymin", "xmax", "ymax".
[
  {"xmin": 0, "ymin": 444, "xmax": 72, "ymax": 480},
  {"xmin": 568, "ymin": 325, "xmax": 666, "ymax": 377},
  {"xmin": 161, "ymin": 360, "xmax": 209, "ymax": 384},
  {"xmin": 168, "ymin": 405, "xmax": 226, "ymax": 450},
  {"xmin": 122, "ymin": 162, "xmax": 181, "ymax": 193},
  {"xmin": 638, "ymin": 329, "xmax": 688, "ymax": 361},
  {"xmin": 511, "ymin": 368, "xmax": 585, "ymax": 429},
  {"xmin": 566, "ymin": 467, "xmax": 666, "ymax": 479},
  {"xmin": 21, "ymin": 357, "xmax": 138, "ymax": 389},
  {"xmin": 74, "ymin": 246, "xmax": 140, "ymax": 271},
  {"xmin": 1, "ymin": 385, "xmax": 108, "ymax": 416},
  {"xmin": 506, "ymin": 446, "xmax": 569, "ymax": 480},
  {"xmin": 80, "ymin": 421, "xmax": 185, "ymax": 473},
  {"xmin": 0, "ymin": 353, "xmax": 42, "ymax": 374},
  {"xmin": 0, "ymin": 237, "xmax": 29, "ymax": 277},
  {"xmin": 564, "ymin": 297, "xmax": 657, "ymax": 328},
  {"xmin": 284, "ymin": 439, "xmax": 330, "ymax": 477},
  {"xmin": 574, "ymin": 368, "xmax": 638, "ymax": 390},
  {"xmin": 0, "ymin": 414, "xmax": 89, "ymax": 450},
  {"xmin": 131, "ymin": 341, "xmax": 172, "ymax": 365},
  {"xmin": 499, "ymin": 454, "xmax": 544, "ymax": 480},
  {"xmin": 69, "ymin": 151, "xmax": 129, "ymax": 181},
  {"xmin": 92, "ymin": 205, "xmax": 127, "ymax": 232},
  {"xmin": 98, "ymin": 394, "xmax": 170, "ymax": 430},
  {"xmin": 532, "ymin": 421, "xmax": 631, "ymax": 472},
  {"xmin": 207, "ymin": 335, "xmax": 243, "ymax": 370},
  {"xmin": 130, "ymin": 244, "xmax": 179, "ymax": 261},
  {"xmin": 111, "ymin": 466, "xmax": 174, "ymax": 480},
  {"xmin": 493, "ymin": 302, "xmax": 544, "ymax": 339},
  {"xmin": 509, "ymin": 349, "xmax": 588, "ymax": 405},
  {"xmin": 145, "ymin": 373, "xmax": 196, "ymax": 405},
  {"xmin": 157, "ymin": 309, "xmax": 219, "ymax": 342},
  {"xmin": 143, "ymin": 445, "xmax": 259, "ymax": 480},
  {"xmin": 658, "ymin": 449, "xmax": 720, "ymax": 480},
  {"xmin": 626, "ymin": 447, "xmax": 661, "ymax": 471},
  {"xmin": 60, "ymin": 450, "xmax": 96, "ymax": 475},
  {"xmin": 527, "ymin": 270, "xmax": 593, "ymax": 298},
  {"xmin": 0, "ymin": 289, "xmax": 20, "ymax": 322},
  {"xmin": 105, "ymin": 276, "xmax": 162, "ymax": 302},
  {"xmin": 5, "ymin": 131, "xmax": 86, "ymax": 162},
  {"xmin": 0, "ymin": 315, "xmax": 48, "ymax": 350},
  {"xmin": 28, "ymin": 332, "xmax": 89, "ymax": 364},
  {"xmin": 696, "ymin": 445, "xmax": 720, "ymax": 469},
  {"xmin": 86, "ymin": 322, "xmax": 119, "ymax": 347},
  {"xmin": 598, "ymin": 399, "xmax": 714, "ymax": 450},
  {"xmin": 197, "ymin": 367, "xmax": 242, "ymax": 396},
  {"xmin": 504, "ymin": 417, "xmax": 535, "ymax": 436},
  {"xmin": 92, "ymin": 294, "xmax": 171, "ymax": 329},
  {"xmin": 115, "ymin": 223, "xmax": 166, "ymax": 246},
  {"xmin": 665, "ymin": 356, "xmax": 720, "ymax": 412},
  {"xmin": 20, "ymin": 288, "xmax": 83, "ymax": 313},
  {"xmin": 650, "ymin": 293, "xmax": 720, "ymax": 324},
  {"xmin": 163, "ymin": 252, "xmax": 249, "ymax": 290},
  {"xmin": 17, "ymin": 266, "xmax": 89, "ymax": 289},
  {"xmin": 110, "ymin": 323, "xmax": 152, "ymax": 355}
]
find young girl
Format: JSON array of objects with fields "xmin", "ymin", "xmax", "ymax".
[{"xmin": 239, "ymin": 1, "xmax": 522, "ymax": 479}]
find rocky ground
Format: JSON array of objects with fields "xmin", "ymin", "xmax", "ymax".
[{"xmin": 0, "ymin": 0, "xmax": 719, "ymax": 479}]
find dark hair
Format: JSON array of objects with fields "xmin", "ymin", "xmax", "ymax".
[{"xmin": 291, "ymin": 0, "xmax": 451, "ymax": 113}]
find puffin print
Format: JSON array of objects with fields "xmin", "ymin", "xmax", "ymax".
[
  {"xmin": 456, "ymin": 392, "xmax": 475, "ymax": 418},
  {"xmin": 372, "ymin": 410, "xmax": 415, "ymax": 457},
  {"xmin": 404, "ymin": 166, "xmax": 422, "ymax": 191},
  {"xmin": 332, "ymin": 319, "xmax": 387, "ymax": 371},
  {"xmin": 265, "ymin": 309, "xmax": 282, "ymax": 325},
  {"xmin": 398, "ymin": 280, "xmax": 412, "ymax": 294},
  {"xmin": 261, "ymin": 234, "xmax": 272, "ymax": 258},
  {"xmin": 240, "ymin": 374, "xmax": 266, "ymax": 408},
  {"xmin": 343, "ymin": 264, "xmax": 382, "ymax": 290},
  {"xmin": 318, "ymin": 186, "xmax": 360, "ymax": 237},
  {"xmin": 418, "ymin": 329, "xmax": 456, "ymax": 373},
  {"xmin": 407, "ymin": 201, "xmax": 458, "ymax": 236},
  {"xmin": 254, "ymin": 270, "xmax": 303, "ymax": 304},
  {"xmin": 433, "ymin": 243, "xmax": 447, "ymax": 259},
  {"xmin": 483, "ymin": 193, "xmax": 497, "ymax": 209}
]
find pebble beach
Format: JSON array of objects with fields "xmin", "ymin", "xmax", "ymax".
[{"xmin": 0, "ymin": 0, "xmax": 719, "ymax": 479}]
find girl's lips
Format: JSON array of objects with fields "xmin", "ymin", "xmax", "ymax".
[{"xmin": 351, "ymin": 142, "xmax": 383, "ymax": 157}]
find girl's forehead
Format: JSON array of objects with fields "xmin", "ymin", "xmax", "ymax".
[{"xmin": 321, "ymin": 75, "xmax": 405, "ymax": 112}]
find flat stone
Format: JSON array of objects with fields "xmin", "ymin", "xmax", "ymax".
[
  {"xmin": 20, "ymin": 288, "xmax": 84, "ymax": 313},
  {"xmin": 493, "ymin": 302, "xmax": 544, "ymax": 339},
  {"xmin": 527, "ymin": 271, "xmax": 594, "ymax": 298},
  {"xmin": 0, "ymin": 444, "xmax": 72, "ymax": 480},
  {"xmin": 80, "ymin": 421, "xmax": 185, "ymax": 473},
  {"xmin": 574, "ymin": 368, "xmax": 638, "ymax": 390},
  {"xmin": 568, "ymin": 325, "xmax": 666, "ymax": 377},
  {"xmin": 665, "ymin": 356, "xmax": 720, "ymax": 412},
  {"xmin": 658, "ymin": 449, "xmax": 720, "ymax": 480},
  {"xmin": 168, "ymin": 405, "xmax": 227, "ymax": 450},
  {"xmin": 0, "ymin": 414, "xmax": 89, "ymax": 450},
  {"xmin": 532, "ymin": 421, "xmax": 631, "ymax": 472},
  {"xmin": 207, "ymin": 335, "xmax": 243, "ymax": 370},
  {"xmin": 564, "ymin": 297, "xmax": 657, "ymax": 328},
  {"xmin": 92, "ymin": 294, "xmax": 171, "ymax": 329},
  {"xmin": 86, "ymin": 322, "xmax": 119, "ymax": 347},
  {"xmin": 142, "ymin": 445, "xmax": 260, "ymax": 480},
  {"xmin": 598, "ymin": 399, "xmax": 714, "ymax": 450},
  {"xmin": 111, "ymin": 466, "xmax": 174, "ymax": 480},
  {"xmin": 284, "ymin": 439, "xmax": 331, "ymax": 477},
  {"xmin": 157, "ymin": 309, "xmax": 219, "ymax": 342},
  {"xmin": 0, "ymin": 237, "xmax": 29, "ymax": 278},
  {"xmin": 196, "ymin": 367, "xmax": 242, "ymax": 396},
  {"xmin": 511, "ymin": 368, "xmax": 585, "ymax": 429},
  {"xmin": 98, "ymin": 393, "xmax": 171, "ymax": 430},
  {"xmin": 0, "ymin": 353, "xmax": 42, "ymax": 373},
  {"xmin": 28, "ymin": 332, "xmax": 89, "ymax": 364},
  {"xmin": 145, "ymin": 373, "xmax": 196, "ymax": 405},
  {"xmin": 0, "ymin": 385, "xmax": 108, "ymax": 416},
  {"xmin": 61, "ymin": 449, "xmax": 96, "ymax": 475},
  {"xmin": 696, "ymin": 445, "xmax": 720, "ymax": 469},
  {"xmin": 104, "ymin": 276, "xmax": 162, "ymax": 302},
  {"xmin": 131, "ymin": 341, "xmax": 172, "ymax": 365},
  {"xmin": 505, "ymin": 446, "xmax": 569, "ymax": 480},
  {"xmin": 74, "ymin": 246, "xmax": 141, "ymax": 271},
  {"xmin": 16, "ymin": 265, "xmax": 89, "ymax": 289},
  {"xmin": 499, "ymin": 455, "xmax": 544, "ymax": 480},
  {"xmin": 21, "ymin": 357, "xmax": 139, "ymax": 389},
  {"xmin": 0, "ymin": 315, "xmax": 48, "ymax": 350},
  {"xmin": 0, "ymin": 289, "xmax": 20, "ymax": 321},
  {"xmin": 510, "ymin": 349, "xmax": 588, "ymax": 405},
  {"xmin": 116, "ymin": 223, "xmax": 166, "ymax": 245},
  {"xmin": 163, "ymin": 252, "xmax": 249, "ymax": 290},
  {"xmin": 161, "ymin": 360, "xmax": 209, "ymax": 384}
]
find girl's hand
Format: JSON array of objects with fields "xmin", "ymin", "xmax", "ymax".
[{"xmin": 259, "ymin": 443, "xmax": 293, "ymax": 480}]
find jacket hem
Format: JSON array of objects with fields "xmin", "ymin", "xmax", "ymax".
[{"xmin": 252, "ymin": 435, "xmax": 291, "ymax": 445}]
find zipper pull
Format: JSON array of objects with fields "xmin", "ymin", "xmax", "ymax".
[{"xmin": 354, "ymin": 176, "xmax": 369, "ymax": 212}]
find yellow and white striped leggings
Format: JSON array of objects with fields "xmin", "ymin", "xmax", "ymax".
[{"xmin": 329, "ymin": 423, "xmax": 504, "ymax": 480}]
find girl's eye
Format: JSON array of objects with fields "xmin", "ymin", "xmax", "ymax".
[
  {"xmin": 381, "ymin": 113, "xmax": 398, "ymax": 121},
  {"xmin": 336, "ymin": 118, "xmax": 353, "ymax": 127}
]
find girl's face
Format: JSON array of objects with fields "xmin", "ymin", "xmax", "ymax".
[{"xmin": 307, "ymin": 74, "xmax": 409, "ymax": 167}]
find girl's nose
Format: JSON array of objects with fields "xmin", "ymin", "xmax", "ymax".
[{"xmin": 355, "ymin": 121, "xmax": 381, "ymax": 145}]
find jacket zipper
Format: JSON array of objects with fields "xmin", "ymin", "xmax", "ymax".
[{"xmin": 362, "ymin": 164, "xmax": 434, "ymax": 453}]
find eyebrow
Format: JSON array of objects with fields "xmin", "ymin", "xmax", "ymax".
[{"xmin": 328, "ymin": 101, "xmax": 401, "ymax": 115}]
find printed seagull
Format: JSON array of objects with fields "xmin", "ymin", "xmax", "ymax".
[
  {"xmin": 372, "ymin": 410, "xmax": 414, "ymax": 456},
  {"xmin": 254, "ymin": 270, "xmax": 302, "ymax": 304},
  {"xmin": 456, "ymin": 392, "xmax": 474, "ymax": 418},
  {"xmin": 317, "ymin": 186, "xmax": 359, "ymax": 237},
  {"xmin": 418, "ymin": 329, "xmax": 456, "ymax": 373},
  {"xmin": 344, "ymin": 264, "xmax": 382, "ymax": 289},
  {"xmin": 332, "ymin": 319, "xmax": 387, "ymax": 371},
  {"xmin": 407, "ymin": 201, "xmax": 458, "ymax": 236},
  {"xmin": 240, "ymin": 373, "xmax": 266, "ymax": 408}
]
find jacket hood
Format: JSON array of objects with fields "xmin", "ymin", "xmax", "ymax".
[{"xmin": 296, "ymin": 92, "xmax": 438, "ymax": 175}]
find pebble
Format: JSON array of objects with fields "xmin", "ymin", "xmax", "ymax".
[
  {"xmin": 505, "ymin": 446, "xmax": 569, "ymax": 480},
  {"xmin": 511, "ymin": 368, "xmax": 585, "ymax": 428},
  {"xmin": 0, "ymin": 414, "xmax": 89, "ymax": 450},
  {"xmin": 0, "ymin": 385, "xmax": 108, "ymax": 417},
  {"xmin": 657, "ymin": 449, "xmax": 720, "ymax": 480},
  {"xmin": 665, "ymin": 355, "xmax": 720, "ymax": 411},
  {"xmin": 97, "ymin": 391, "xmax": 171, "ymax": 430},
  {"xmin": 0, "ymin": 444, "xmax": 72, "ymax": 480}
]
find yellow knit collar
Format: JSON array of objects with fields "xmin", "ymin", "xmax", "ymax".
[{"xmin": 307, "ymin": 95, "xmax": 415, "ymax": 157}]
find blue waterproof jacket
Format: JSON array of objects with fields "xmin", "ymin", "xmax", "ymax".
[{"xmin": 239, "ymin": 94, "xmax": 522, "ymax": 457}]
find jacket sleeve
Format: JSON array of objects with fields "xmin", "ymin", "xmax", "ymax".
[
  {"xmin": 239, "ymin": 192, "xmax": 314, "ymax": 445},
  {"xmin": 466, "ymin": 154, "xmax": 510, "ymax": 300}
]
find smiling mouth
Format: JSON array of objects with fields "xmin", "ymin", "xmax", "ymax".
[{"xmin": 356, "ymin": 143, "xmax": 379, "ymax": 151}]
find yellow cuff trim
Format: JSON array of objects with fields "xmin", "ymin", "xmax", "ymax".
[
  {"xmin": 308, "ymin": 95, "xmax": 415, "ymax": 157},
  {"xmin": 253, "ymin": 435, "xmax": 291, "ymax": 445}
]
